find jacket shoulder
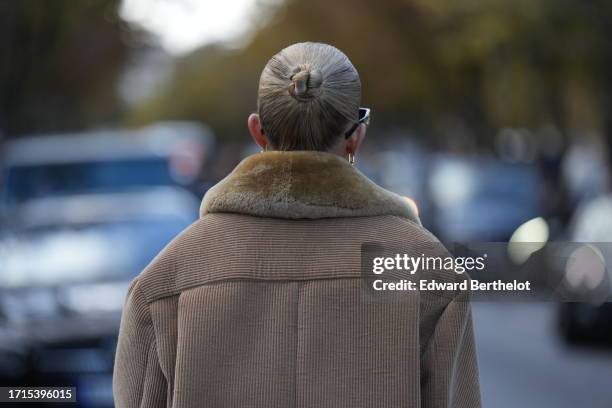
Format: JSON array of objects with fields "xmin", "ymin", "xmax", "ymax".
[
  {"xmin": 136, "ymin": 217, "xmax": 211, "ymax": 304},
  {"xmin": 381, "ymin": 215, "xmax": 469, "ymax": 300},
  {"xmin": 135, "ymin": 213, "xmax": 458, "ymax": 304}
]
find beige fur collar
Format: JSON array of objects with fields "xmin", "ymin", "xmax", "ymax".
[{"xmin": 200, "ymin": 151, "xmax": 420, "ymax": 223}]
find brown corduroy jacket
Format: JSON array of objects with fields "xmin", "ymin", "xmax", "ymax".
[{"xmin": 113, "ymin": 151, "xmax": 481, "ymax": 408}]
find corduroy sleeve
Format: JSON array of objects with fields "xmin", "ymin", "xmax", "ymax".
[
  {"xmin": 113, "ymin": 279, "xmax": 167, "ymax": 408},
  {"xmin": 420, "ymin": 289, "xmax": 481, "ymax": 408}
]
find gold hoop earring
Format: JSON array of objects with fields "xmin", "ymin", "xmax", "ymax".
[{"xmin": 348, "ymin": 153, "xmax": 355, "ymax": 165}]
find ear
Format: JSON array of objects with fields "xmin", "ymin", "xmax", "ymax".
[
  {"xmin": 345, "ymin": 123, "xmax": 367, "ymax": 157},
  {"xmin": 248, "ymin": 113, "xmax": 269, "ymax": 149}
]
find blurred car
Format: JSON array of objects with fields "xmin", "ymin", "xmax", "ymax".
[
  {"xmin": 428, "ymin": 154, "xmax": 542, "ymax": 242},
  {"xmin": 0, "ymin": 121, "xmax": 213, "ymax": 228},
  {"xmin": 0, "ymin": 187, "xmax": 199, "ymax": 407},
  {"xmin": 558, "ymin": 194, "xmax": 612, "ymax": 344},
  {"xmin": 366, "ymin": 141, "xmax": 430, "ymax": 223}
]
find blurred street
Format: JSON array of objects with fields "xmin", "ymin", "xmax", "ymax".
[{"xmin": 474, "ymin": 303, "xmax": 612, "ymax": 408}]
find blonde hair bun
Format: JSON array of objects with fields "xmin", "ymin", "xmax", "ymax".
[
  {"xmin": 257, "ymin": 42, "xmax": 361, "ymax": 151},
  {"xmin": 289, "ymin": 66, "xmax": 323, "ymax": 99}
]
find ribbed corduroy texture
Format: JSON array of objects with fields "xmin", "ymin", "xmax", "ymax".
[{"xmin": 113, "ymin": 213, "xmax": 481, "ymax": 407}]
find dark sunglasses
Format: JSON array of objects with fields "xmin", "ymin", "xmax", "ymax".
[{"xmin": 345, "ymin": 107, "xmax": 371, "ymax": 138}]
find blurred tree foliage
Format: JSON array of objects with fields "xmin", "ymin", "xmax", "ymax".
[
  {"xmin": 130, "ymin": 0, "xmax": 612, "ymax": 149},
  {"xmin": 0, "ymin": 0, "xmax": 133, "ymax": 137},
  {"xmin": 3, "ymin": 0, "xmax": 612, "ymax": 149}
]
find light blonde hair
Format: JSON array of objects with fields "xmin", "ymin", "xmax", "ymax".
[{"xmin": 257, "ymin": 42, "xmax": 361, "ymax": 151}]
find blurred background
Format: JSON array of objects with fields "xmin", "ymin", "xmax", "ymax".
[{"xmin": 1, "ymin": 0, "xmax": 612, "ymax": 406}]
